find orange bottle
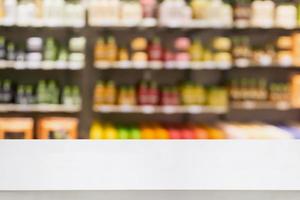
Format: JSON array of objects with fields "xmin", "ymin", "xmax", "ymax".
[
  {"xmin": 206, "ymin": 127, "xmax": 226, "ymax": 139},
  {"xmin": 193, "ymin": 125, "xmax": 209, "ymax": 139},
  {"xmin": 94, "ymin": 80, "xmax": 106, "ymax": 105},
  {"xmin": 119, "ymin": 47, "xmax": 130, "ymax": 61},
  {"xmin": 155, "ymin": 125, "xmax": 169, "ymax": 139},
  {"xmin": 140, "ymin": 124, "xmax": 156, "ymax": 139},
  {"xmin": 94, "ymin": 37, "xmax": 106, "ymax": 62},
  {"xmin": 105, "ymin": 80, "xmax": 117, "ymax": 105},
  {"xmin": 106, "ymin": 36, "xmax": 118, "ymax": 63}
]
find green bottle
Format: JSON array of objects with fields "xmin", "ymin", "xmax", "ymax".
[
  {"xmin": 72, "ymin": 86, "xmax": 81, "ymax": 106},
  {"xmin": 118, "ymin": 125, "xmax": 130, "ymax": 139},
  {"xmin": 62, "ymin": 86, "xmax": 72, "ymax": 105},
  {"xmin": 6, "ymin": 42, "xmax": 16, "ymax": 61},
  {"xmin": 48, "ymin": 80, "xmax": 59, "ymax": 104},
  {"xmin": 37, "ymin": 80, "xmax": 47, "ymax": 104},
  {"xmin": 0, "ymin": 36, "xmax": 6, "ymax": 60},
  {"xmin": 44, "ymin": 38, "xmax": 57, "ymax": 61},
  {"xmin": 297, "ymin": 1, "xmax": 300, "ymax": 26},
  {"xmin": 130, "ymin": 126, "xmax": 141, "ymax": 139},
  {"xmin": 2, "ymin": 79, "xmax": 12, "ymax": 103},
  {"xmin": 57, "ymin": 47, "xmax": 68, "ymax": 62},
  {"xmin": 16, "ymin": 85, "xmax": 26, "ymax": 104},
  {"xmin": 25, "ymin": 85, "xmax": 34, "ymax": 104}
]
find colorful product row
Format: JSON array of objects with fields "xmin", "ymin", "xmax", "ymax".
[
  {"xmin": 229, "ymin": 74, "xmax": 300, "ymax": 109},
  {"xmin": 0, "ymin": 0, "xmax": 85, "ymax": 27},
  {"xmin": 0, "ymin": 79, "xmax": 81, "ymax": 106},
  {"xmin": 94, "ymin": 33, "xmax": 300, "ymax": 69},
  {"xmin": 90, "ymin": 121, "xmax": 300, "ymax": 140},
  {"xmin": 2, "ymin": 0, "xmax": 300, "ymax": 29},
  {"xmin": 229, "ymin": 78, "xmax": 290, "ymax": 102},
  {"xmin": 0, "ymin": 36, "xmax": 86, "ymax": 69},
  {"xmin": 94, "ymin": 80, "xmax": 228, "ymax": 107},
  {"xmin": 88, "ymin": 0, "xmax": 300, "ymax": 28}
]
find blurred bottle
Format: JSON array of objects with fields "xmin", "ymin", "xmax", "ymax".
[
  {"xmin": 36, "ymin": 80, "xmax": 47, "ymax": 104},
  {"xmin": 44, "ymin": 38, "xmax": 57, "ymax": 61},
  {"xmin": 106, "ymin": 36, "xmax": 118, "ymax": 63},
  {"xmin": 105, "ymin": 80, "xmax": 117, "ymax": 105},
  {"xmin": 140, "ymin": 0, "xmax": 157, "ymax": 20},
  {"xmin": 94, "ymin": 37, "xmax": 106, "ymax": 62}
]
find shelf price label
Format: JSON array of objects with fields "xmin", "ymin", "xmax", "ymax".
[
  {"xmin": 186, "ymin": 106, "xmax": 202, "ymax": 114},
  {"xmin": 161, "ymin": 106, "xmax": 177, "ymax": 114},
  {"xmin": 120, "ymin": 105, "xmax": 134, "ymax": 113},
  {"xmin": 276, "ymin": 102, "xmax": 290, "ymax": 110},
  {"xmin": 98, "ymin": 106, "xmax": 113, "ymax": 113},
  {"xmin": 141, "ymin": 106, "xmax": 155, "ymax": 114},
  {"xmin": 243, "ymin": 101, "xmax": 255, "ymax": 109}
]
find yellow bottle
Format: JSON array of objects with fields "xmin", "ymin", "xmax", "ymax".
[
  {"xmin": 190, "ymin": 0, "xmax": 209, "ymax": 20},
  {"xmin": 104, "ymin": 123, "xmax": 118, "ymax": 139},
  {"xmin": 94, "ymin": 37, "xmax": 106, "ymax": 62},
  {"xmin": 190, "ymin": 39, "xmax": 203, "ymax": 62},
  {"xmin": 90, "ymin": 121, "xmax": 104, "ymax": 139},
  {"xmin": 105, "ymin": 80, "xmax": 116, "ymax": 105},
  {"xmin": 0, "ymin": 0, "xmax": 4, "ymax": 19},
  {"xmin": 94, "ymin": 80, "xmax": 105, "ymax": 105},
  {"xmin": 119, "ymin": 48, "xmax": 129, "ymax": 61},
  {"xmin": 106, "ymin": 36, "xmax": 118, "ymax": 63}
]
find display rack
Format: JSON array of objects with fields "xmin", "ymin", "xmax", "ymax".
[{"xmin": 1, "ymin": 24, "xmax": 300, "ymax": 138}]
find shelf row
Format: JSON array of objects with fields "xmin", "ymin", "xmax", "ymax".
[
  {"xmin": 3, "ymin": 24, "xmax": 300, "ymax": 31},
  {"xmin": 2, "ymin": 0, "xmax": 300, "ymax": 31},
  {"xmin": 0, "ymin": 60, "xmax": 300, "ymax": 71},
  {"xmin": 0, "ymin": 102, "xmax": 292, "ymax": 114},
  {"xmin": 0, "ymin": 60, "xmax": 84, "ymax": 70},
  {"xmin": 1, "ymin": 61, "xmax": 300, "ymax": 71},
  {"xmin": 0, "ymin": 104, "xmax": 80, "ymax": 113},
  {"xmin": 94, "ymin": 61, "xmax": 300, "ymax": 70},
  {"xmin": 93, "ymin": 102, "xmax": 292, "ymax": 114},
  {"xmin": 93, "ymin": 105, "xmax": 227, "ymax": 114}
]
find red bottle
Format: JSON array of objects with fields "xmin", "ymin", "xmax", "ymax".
[
  {"xmin": 163, "ymin": 50, "xmax": 175, "ymax": 69},
  {"xmin": 161, "ymin": 87, "xmax": 171, "ymax": 105},
  {"xmin": 166, "ymin": 124, "xmax": 181, "ymax": 139},
  {"xmin": 148, "ymin": 81, "xmax": 159, "ymax": 105},
  {"xmin": 138, "ymin": 80, "xmax": 149, "ymax": 105},
  {"xmin": 148, "ymin": 37, "xmax": 163, "ymax": 61},
  {"xmin": 170, "ymin": 86, "xmax": 180, "ymax": 105},
  {"xmin": 181, "ymin": 127, "xmax": 196, "ymax": 139}
]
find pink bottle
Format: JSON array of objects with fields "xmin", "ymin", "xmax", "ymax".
[{"xmin": 140, "ymin": 0, "xmax": 157, "ymax": 19}]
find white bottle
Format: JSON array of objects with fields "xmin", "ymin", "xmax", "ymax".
[
  {"xmin": 220, "ymin": 3, "xmax": 233, "ymax": 28},
  {"xmin": 251, "ymin": 0, "xmax": 275, "ymax": 28},
  {"xmin": 275, "ymin": 4, "xmax": 297, "ymax": 29},
  {"xmin": 120, "ymin": 1, "xmax": 142, "ymax": 26},
  {"xmin": 159, "ymin": 0, "xmax": 191, "ymax": 27},
  {"xmin": 43, "ymin": 0, "xmax": 64, "ymax": 27},
  {"xmin": 3, "ymin": 0, "xmax": 17, "ymax": 26},
  {"xmin": 64, "ymin": 1, "xmax": 85, "ymax": 27},
  {"xmin": 88, "ymin": 0, "xmax": 120, "ymax": 26},
  {"xmin": 17, "ymin": 0, "xmax": 36, "ymax": 27}
]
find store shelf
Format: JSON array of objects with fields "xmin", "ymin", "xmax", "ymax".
[
  {"xmin": 94, "ymin": 61, "xmax": 230, "ymax": 70},
  {"xmin": 89, "ymin": 22, "xmax": 300, "ymax": 30},
  {"xmin": 231, "ymin": 101, "xmax": 292, "ymax": 110},
  {"xmin": 0, "ymin": 60, "xmax": 84, "ymax": 70},
  {"xmin": 0, "ymin": 140, "xmax": 300, "ymax": 190},
  {"xmin": 0, "ymin": 104, "xmax": 81, "ymax": 113},
  {"xmin": 93, "ymin": 105, "xmax": 227, "ymax": 114},
  {"xmin": 94, "ymin": 61, "xmax": 300, "ymax": 71},
  {"xmin": 3, "ymin": 23, "xmax": 300, "ymax": 31}
]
